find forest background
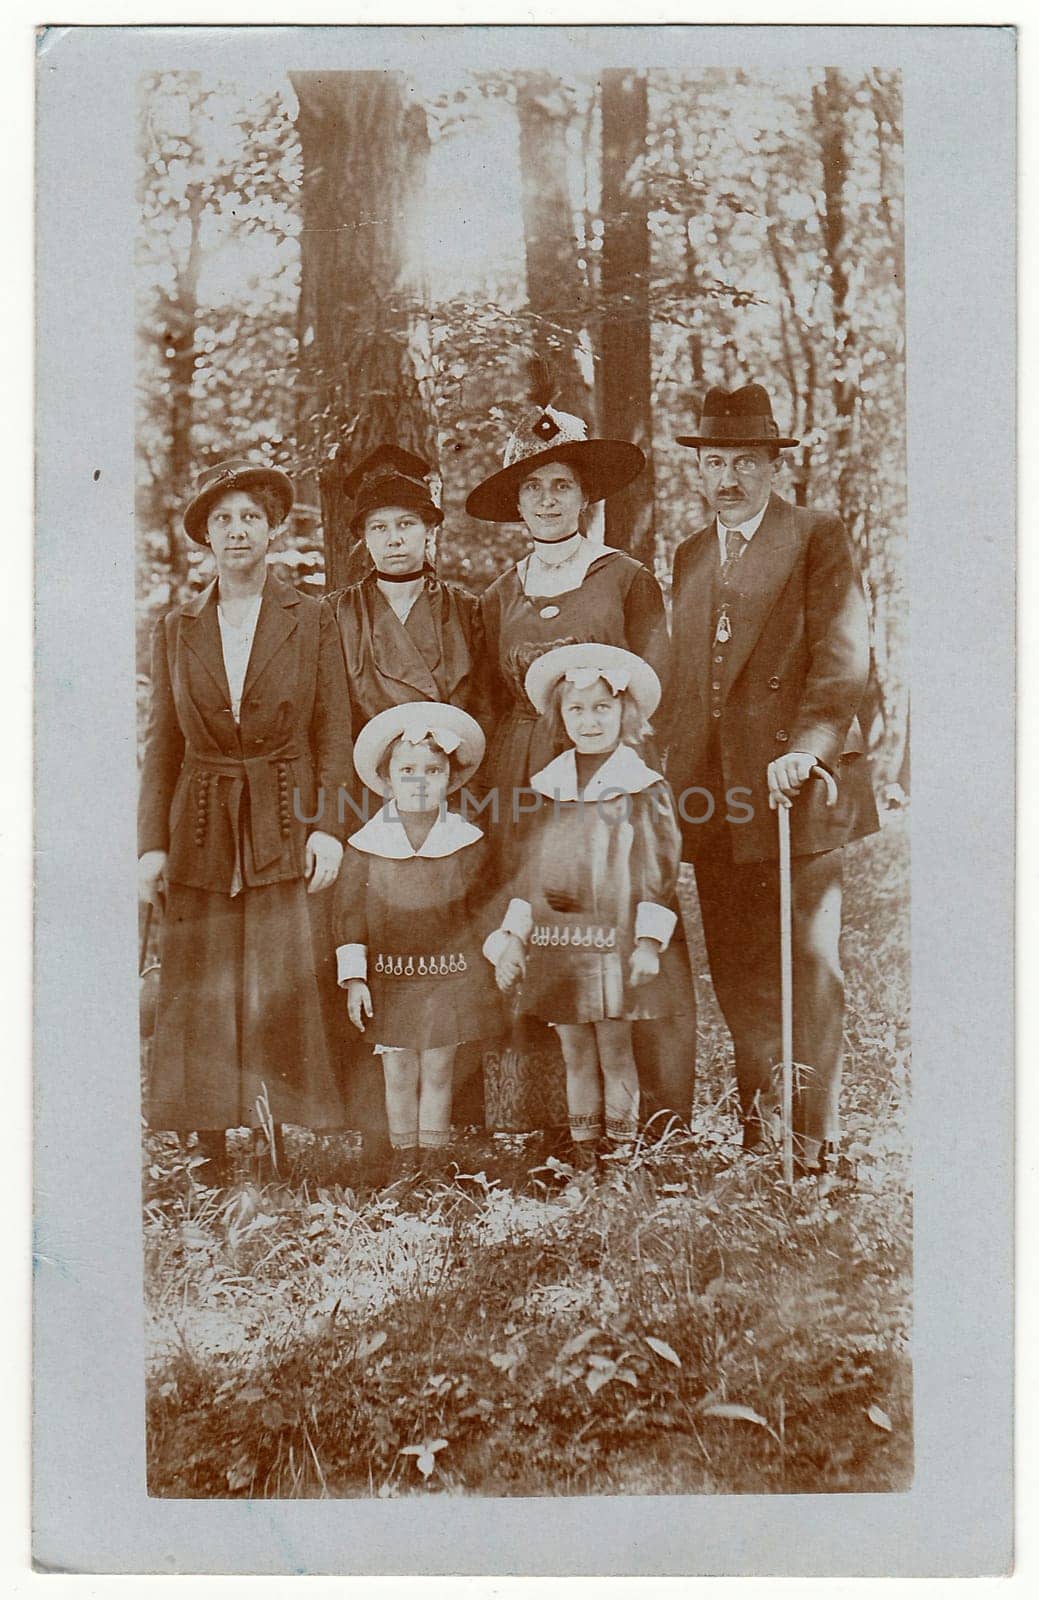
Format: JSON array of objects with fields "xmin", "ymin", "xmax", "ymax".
[
  {"xmin": 135, "ymin": 63, "xmax": 907, "ymax": 782},
  {"xmin": 135, "ymin": 62, "xmax": 912, "ymax": 1498}
]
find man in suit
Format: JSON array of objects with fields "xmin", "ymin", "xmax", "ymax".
[{"xmin": 663, "ymin": 384, "xmax": 879, "ymax": 1172}]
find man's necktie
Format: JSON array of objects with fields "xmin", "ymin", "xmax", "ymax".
[
  {"xmin": 715, "ymin": 528, "xmax": 746, "ymax": 645},
  {"xmin": 722, "ymin": 526, "xmax": 746, "ymax": 583}
]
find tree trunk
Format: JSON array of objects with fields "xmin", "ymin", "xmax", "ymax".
[
  {"xmin": 292, "ymin": 71, "xmax": 435, "ymax": 590},
  {"xmin": 596, "ymin": 69, "xmax": 655, "ymax": 566},
  {"xmin": 814, "ymin": 68, "xmax": 856, "ymax": 524},
  {"xmin": 156, "ymin": 177, "xmax": 203, "ymax": 583},
  {"xmin": 515, "ymin": 72, "xmax": 592, "ymax": 417}
]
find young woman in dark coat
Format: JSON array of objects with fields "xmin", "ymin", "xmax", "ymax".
[{"xmin": 138, "ymin": 460, "xmax": 354, "ymax": 1181}]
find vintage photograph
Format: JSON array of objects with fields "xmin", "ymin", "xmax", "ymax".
[{"xmin": 134, "ymin": 58, "xmax": 910, "ymax": 1500}]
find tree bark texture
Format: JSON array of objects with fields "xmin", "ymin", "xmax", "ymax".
[
  {"xmin": 596, "ymin": 69, "xmax": 655, "ymax": 566},
  {"xmin": 515, "ymin": 73, "xmax": 593, "ymax": 417},
  {"xmin": 292, "ymin": 72, "xmax": 435, "ymax": 590}
]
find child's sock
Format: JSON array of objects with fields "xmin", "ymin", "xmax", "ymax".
[{"xmin": 569, "ymin": 1111, "xmax": 603, "ymax": 1144}]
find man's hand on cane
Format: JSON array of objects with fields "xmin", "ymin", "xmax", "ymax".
[{"xmin": 767, "ymin": 750, "xmax": 820, "ymax": 808}]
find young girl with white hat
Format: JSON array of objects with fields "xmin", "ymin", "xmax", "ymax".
[
  {"xmin": 484, "ymin": 644, "xmax": 692, "ymax": 1165},
  {"xmin": 333, "ymin": 702, "xmax": 500, "ymax": 1174}
]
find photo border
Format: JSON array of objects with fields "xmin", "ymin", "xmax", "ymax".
[{"xmin": 33, "ymin": 21, "xmax": 1014, "ymax": 1575}]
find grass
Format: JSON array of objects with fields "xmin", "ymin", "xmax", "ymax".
[{"xmin": 143, "ymin": 813, "xmax": 911, "ymax": 1498}]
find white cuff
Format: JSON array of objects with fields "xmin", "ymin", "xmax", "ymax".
[
  {"xmin": 336, "ymin": 944, "xmax": 368, "ymax": 984},
  {"xmin": 635, "ymin": 901, "xmax": 677, "ymax": 952},
  {"xmin": 482, "ymin": 929, "xmax": 513, "ymax": 966},
  {"xmin": 501, "ymin": 898, "xmax": 533, "ymax": 941}
]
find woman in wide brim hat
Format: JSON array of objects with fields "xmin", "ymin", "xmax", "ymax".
[
  {"xmin": 465, "ymin": 369, "xmax": 692, "ymax": 1138},
  {"xmin": 137, "ymin": 456, "xmax": 354, "ymax": 1181}
]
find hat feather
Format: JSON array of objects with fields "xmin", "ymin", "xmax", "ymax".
[{"xmin": 526, "ymin": 354, "xmax": 558, "ymax": 410}]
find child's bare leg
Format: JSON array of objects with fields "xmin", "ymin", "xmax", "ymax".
[
  {"xmin": 418, "ymin": 1045, "xmax": 456, "ymax": 1149},
  {"xmin": 594, "ymin": 1020, "xmax": 640, "ymax": 1144},
  {"xmin": 381, "ymin": 1048, "xmax": 420, "ymax": 1150},
  {"xmin": 556, "ymin": 1023, "xmax": 604, "ymax": 1145}
]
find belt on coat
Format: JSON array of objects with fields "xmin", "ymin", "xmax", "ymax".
[{"xmin": 184, "ymin": 745, "xmax": 303, "ymax": 874}]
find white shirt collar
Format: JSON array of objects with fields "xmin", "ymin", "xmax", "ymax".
[
  {"xmin": 529, "ymin": 743, "xmax": 664, "ymax": 802},
  {"xmin": 715, "ymin": 499, "xmax": 769, "ymax": 563},
  {"xmin": 348, "ymin": 800, "xmax": 484, "ymax": 860}
]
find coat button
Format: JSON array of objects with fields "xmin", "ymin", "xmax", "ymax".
[
  {"xmin": 712, "ymin": 681, "xmax": 721, "ymax": 691},
  {"xmin": 712, "ymin": 708, "xmax": 722, "ymax": 719},
  {"xmin": 775, "ymin": 729, "xmax": 789, "ymax": 743},
  {"xmin": 769, "ymin": 676, "xmax": 781, "ymax": 690}
]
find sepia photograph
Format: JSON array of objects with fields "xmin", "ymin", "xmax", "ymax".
[
  {"xmin": 135, "ymin": 54, "xmax": 909, "ymax": 1500},
  {"xmin": 32, "ymin": 18, "xmax": 1014, "ymax": 1577}
]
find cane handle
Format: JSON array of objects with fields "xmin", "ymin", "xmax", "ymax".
[{"xmin": 810, "ymin": 764, "xmax": 839, "ymax": 808}]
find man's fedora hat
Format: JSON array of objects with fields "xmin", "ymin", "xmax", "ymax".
[
  {"xmin": 342, "ymin": 443, "xmax": 444, "ymax": 535},
  {"xmin": 183, "ymin": 459, "xmax": 294, "ymax": 544},
  {"xmin": 676, "ymin": 383, "xmax": 799, "ymax": 450}
]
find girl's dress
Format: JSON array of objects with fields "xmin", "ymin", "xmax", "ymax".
[
  {"xmin": 492, "ymin": 745, "xmax": 690, "ymax": 1026},
  {"xmin": 333, "ymin": 804, "xmax": 502, "ymax": 1052},
  {"xmin": 478, "ymin": 544, "xmax": 695, "ymax": 1131}
]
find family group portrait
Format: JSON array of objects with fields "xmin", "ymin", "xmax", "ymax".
[{"xmin": 135, "ymin": 55, "xmax": 910, "ymax": 1501}]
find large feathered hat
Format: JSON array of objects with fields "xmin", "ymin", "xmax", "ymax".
[{"xmin": 464, "ymin": 359, "xmax": 645, "ymax": 523}]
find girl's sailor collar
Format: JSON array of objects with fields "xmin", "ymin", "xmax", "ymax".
[
  {"xmin": 348, "ymin": 801, "xmax": 483, "ymax": 860},
  {"xmin": 529, "ymin": 743, "xmax": 664, "ymax": 803}
]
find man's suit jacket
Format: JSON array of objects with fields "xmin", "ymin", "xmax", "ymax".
[
  {"xmin": 663, "ymin": 492, "xmax": 879, "ymax": 863},
  {"xmin": 138, "ymin": 573, "xmax": 354, "ymax": 892}
]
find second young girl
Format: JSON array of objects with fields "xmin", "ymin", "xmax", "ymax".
[
  {"xmin": 334, "ymin": 702, "xmax": 500, "ymax": 1175},
  {"xmin": 485, "ymin": 643, "xmax": 691, "ymax": 1164}
]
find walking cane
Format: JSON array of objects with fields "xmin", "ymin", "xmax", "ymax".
[
  {"xmin": 139, "ymin": 900, "xmax": 163, "ymax": 1040},
  {"xmin": 139, "ymin": 901, "xmax": 154, "ymax": 977},
  {"xmin": 775, "ymin": 763, "xmax": 838, "ymax": 1188}
]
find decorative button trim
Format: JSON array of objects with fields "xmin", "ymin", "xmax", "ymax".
[
  {"xmin": 373, "ymin": 952, "xmax": 468, "ymax": 977},
  {"xmin": 531, "ymin": 924, "xmax": 617, "ymax": 950}
]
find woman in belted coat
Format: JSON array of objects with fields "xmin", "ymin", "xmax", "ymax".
[{"xmin": 138, "ymin": 459, "xmax": 354, "ymax": 1179}]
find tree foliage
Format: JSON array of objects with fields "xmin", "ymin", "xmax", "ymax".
[{"xmin": 136, "ymin": 64, "xmax": 907, "ymax": 768}]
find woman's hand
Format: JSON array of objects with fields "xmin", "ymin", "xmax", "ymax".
[
  {"xmin": 138, "ymin": 850, "xmax": 168, "ymax": 911},
  {"xmin": 346, "ymin": 979, "xmax": 373, "ymax": 1033},
  {"xmin": 306, "ymin": 830, "xmax": 344, "ymax": 894},
  {"xmin": 494, "ymin": 934, "xmax": 526, "ymax": 993},
  {"xmin": 629, "ymin": 936, "xmax": 661, "ymax": 988}
]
